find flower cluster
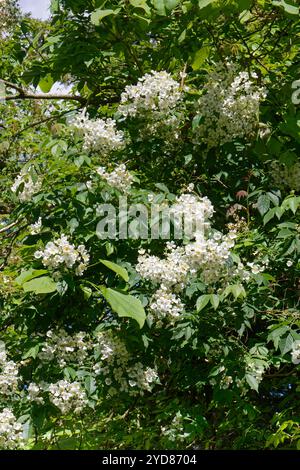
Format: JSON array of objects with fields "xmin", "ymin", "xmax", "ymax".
[
  {"xmin": 119, "ymin": 71, "xmax": 182, "ymax": 118},
  {"xmin": 0, "ymin": 408, "xmax": 24, "ymax": 450},
  {"xmin": 269, "ymin": 161, "xmax": 300, "ymax": 191},
  {"xmin": 118, "ymin": 71, "xmax": 183, "ymax": 138},
  {"xmin": 0, "ymin": 0, "xmax": 17, "ymax": 33},
  {"xmin": 93, "ymin": 331, "xmax": 158, "ymax": 395},
  {"xmin": 246, "ymin": 361, "xmax": 266, "ymax": 385},
  {"xmin": 38, "ymin": 329, "xmax": 92, "ymax": 368},
  {"xmin": 149, "ymin": 286, "xmax": 185, "ymax": 325},
  {"xmin": 0, "ymin": 346, "xmax": 19, "ymax": 397},
  {"xmin": 29, "ymin": 217, "xmax": 42, "ymax": 235},
  {"xmin": 136, "ymin": 193, "xmax": 259, "ymax": 325},
  {"xmin": 96, "ymin": 164, "xmax": 134, "ymax": 192},
  {"xmin": 48, "ymin": 380, "xmax": 88, "ymax": 414},
  {"xmin": 194, "ymin": 62, "xmax": 266, "ymax": 148},
  {"xmin": 291, "ymin": 341, "xmax": 300, "ymax": 364},
  {"xmin": 71, "ymin": 109, "xmax": 125, "ymax": 155},
  {"xmin": 170, "ymin": 193, "xmax": 214, "ymax": 237},
  {"xmin": 11, "ymin": 168, "xmax": 42, "ymax": 202},
  {"xmin": 161, "ymin": 412, "xmax": 189, "ymax": 442},
  {"xmin": 34, "ymin": 234, "xmax": 90, "ymax": 276},
  {"xmin": 27, "ymin": 383, "xmax": 44, "ymax": 404}
]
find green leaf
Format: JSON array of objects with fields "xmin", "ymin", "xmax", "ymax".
[
  {"xmin": 129, "ymin": 0, "xmax": 151, "ymax": 14},
  {"xmin": 155, "ymin": 183, "xmax": 169, "ymax": 193},
  {"xmin": 22, "ymin": 345, "xmax": 40, "ymax": 359},
  {"xmin": 223, "ymin": 284, "xmax": 246, "ymax": 300},
  {"xmin": 245, "ymin": 374, "xmax": 259, "ymax": 392},
  {"xmin": 15, "ymin": 269, "xmax": 48, "ymax": 286},
  {"xmin": 198, "ymin": 0, "xmax": 215, "ymax": 8},
  {"xmin": 196, "ymin": 294, "xmax": 211, "ymax": 312},
  {"xmin": 287, "ymin": 197, "xmax": 298, "ymax": 214},
  {"xmin": 23, "ymin": 276, "xmax": 57, "ymax": 295},
  {"xmin": 165, "ymin": 0, "xmax": 181, "ymax": 11},
  {"xmin": 100, "ymin": 259, "xmax": 129, "ymax": 282},
  {"xmin": 279, "ymin": 333, "xmax": 294, "ymax": 355},
  {"xmin": 90, "ymin": 8, "xmax": 120, "ymax": 25},
  {"xmin": 257, "ymin": 194, "xmax": 270, "ymax": 216},
  {"xmin": 191, "ymin": 46, "xmax": 210, "ymax": 70},
  {"xmin": 85, "ymin": 376, "xmax": 97, "ymax": 396},
  {"xmin": 267, "ymin": 326, "xmax": 289, "ymax": 350},
  {"xmin": 151, "ymin": 0, "xmax": 166, "ymax": 15},
  {"xmin": 263, "ymin": 208, "xmax": 275, "ymax": 225},
  {"xmin": 38, "ymin": 74, "xmax": 54, "ymax": 93},
  {"xmin": 272, "ymin": 0, "xmax": 299, "ymax": 15},
  {"xmin": 100, "ymin": 287, "xmax": 146, "ymax": 328},
  {"xmin": 210, "ymin": 294, "xmax": 220, "ymax": 310}
]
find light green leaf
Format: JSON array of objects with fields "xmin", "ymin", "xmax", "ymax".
[
  {"xmin": 151, "ymin": 0, "xmax": 166, "ymax": 15},
  {"xmin": 15, "ymin": 269, "xmax": 48, "ymax": 286},
  {"xmin": 129, "ymin": 0, "xmax": 151, "ymax": 14},
  {"xmin": 23, "ymin": 276, "xmax": 57, "ymax": 294},
  {"xmin": 100, "ymin": 259, "xmax": 129, "ymax": 282},
  {"xmin": 165, "ymin": 0, "xmax": 181, "ymax": 10},
  {"xmin": 257, "ymin": 194, "xmax": 270, "ymax": 216},
  {"xmin": 100, "ymin": 287, "xmax": 146, "ymax": 328},
  {"xmin": 245, "ymin": 373, "xmax": 259, "ymax": 392},
  {"xmin": 90, "ymin": 8, "xmax": 120, "ymax": 25},
  {"xmin": 272, "ymin": 0, "xmax": 299, "ymax": 15},
  {"xmin": 223, "ymin": 284, "xmax": 246, "ymax": 300},
  {"xmin": 38, "ymin": 74, "xmax": 54, "ymax": 93},
  {"xmin": 196, "ymin": 294, "xmax": 211, "ymax": 312},
  {"xmin": 198, "ymin": 0, "xmax": 215, "ymax": 9},
  {"xmin": 22, "ymin": 345, "xmax": 40, "ymax": 359},
  {"xmin": 191, "ymin": 46, "xmax": 210, "ymax": 70},
  {"xmin": 279, "ymin": 333, "xmax": 294, "ymax": 355},
  {"xmin": 210, "ymin": 294, "xmax": 220, "ymax": 310}
]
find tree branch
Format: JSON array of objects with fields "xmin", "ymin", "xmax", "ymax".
[
  {"xmin": 0, "ymin": 79, "xmax": 86, "ymax": 104},
  {"xmin": 0, "ymin": 220, "xmax": 19, "ymax": 234}
]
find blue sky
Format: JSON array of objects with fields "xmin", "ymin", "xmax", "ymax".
[{"xmin": 19, "ymin": 0, "xmax": 50, "ymax": 20}]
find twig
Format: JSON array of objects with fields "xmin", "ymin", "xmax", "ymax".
[
  {"xmin": 0, "ymin": 220, "xmax": 19, "ymax": 234},
  {"xmin": 0, "ymin": 79, "xmax": 86, "ymax": 104}
]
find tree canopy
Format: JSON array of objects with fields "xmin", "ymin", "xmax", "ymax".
[{"xmin": 1, "ymin": 0, "xmax": 300, "ymax": 450}]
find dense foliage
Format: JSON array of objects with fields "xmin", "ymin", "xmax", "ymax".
[{"xmin": 1, "ymin": 0, "xmax": 300, "ymax": 450}]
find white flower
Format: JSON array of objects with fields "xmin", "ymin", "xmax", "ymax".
[
  {"xmin": 118, "ymin": 71, "xmax": 183, "ymax": 138},
  {"xmin": 287, "ymin": 260, "xmax": 293, "ymax": 267},
  {"xmin": 0, "ymin": 344, "xmax": 19, "ymax": 397},
  {"xmin": 48, "ymin": 380, "xmax": 88, "ymax": 414},
  {"xmin": 71, "ymin": 109, "xmax": 125, "ymax": 154},
  {"xmin": 38, "ymin": 329, "xmax": 92, "ymax": 367},
  {"xmin": 149, "ymin": 285, "xmax": 185, "ymax": 324},
  {"xmin": 34, "ymin": 235, "xmax": 90, "ymax": 276},
  {"xmin": 93, "ymin": 330, "xmax": 158, "ymax": 395},
  {"xmin": 291, "ymin": 341, "xmax": 300, "ymax": 365},
  {"xmin": 96, "ymin": 164, "xmax": 134, "ymax": 192},
  {"xmin": 29, "ymin": 217, "xmax": 42, "ymax": 235},
  {"xmin": 11, "ymin": 167, "xmax": 42, "ymax": 202},
  {"xmin": 28, "ymin": 383, "xmax": 44, "ymax": 404},
  {"xmin": 194, "ymin": 61, "xmax": 266, "ymax": 148},
  {"xmin": 0, "ymin": 408, "xmax": 24, "ymax": 450},
  {"xmin": 119, "ymin": 70, "xmax": 182, "ymax": 118}
]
